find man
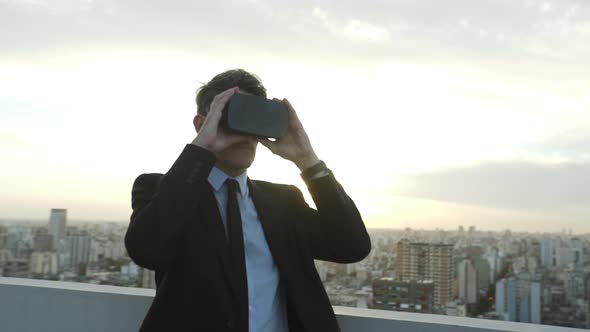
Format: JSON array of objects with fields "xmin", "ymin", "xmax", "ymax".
[{"xmin": 125, "ymin": 69, "xmax": 371, "ymax": 332}]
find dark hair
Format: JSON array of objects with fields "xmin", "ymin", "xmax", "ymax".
[{"xmin": 195, "ymin": 69, "xmax": 267, "ymax": 116}]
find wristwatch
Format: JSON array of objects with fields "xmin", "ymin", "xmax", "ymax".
[{"xmin": 300, "ymin": 160, "xmax": 329, "ymax": 181}]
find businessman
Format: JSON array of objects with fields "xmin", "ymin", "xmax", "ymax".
[{"xmin": 124, "ymin": 69, "xmax": 371, "ymax": 332}]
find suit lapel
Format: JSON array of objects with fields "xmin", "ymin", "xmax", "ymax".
[
  {"xmin": 248, "ymin": 179, "xmax": 290, "ymax": 277},
  {"xmin": 200, "ymin": 184, "xmax": 239, "ymax": 300}
]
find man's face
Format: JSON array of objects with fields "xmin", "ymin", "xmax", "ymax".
[
  {"xmin": 194, "ymin": 89, "xmax": 260, "ymax": 174},
  {"xmin": 214, "ymin": 89, "xmax": 259, "ymax": 172}
]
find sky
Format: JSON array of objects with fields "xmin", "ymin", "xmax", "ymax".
[{"xmin": 1, "ymin": 0, "xmax": 589, "ymax": 233}]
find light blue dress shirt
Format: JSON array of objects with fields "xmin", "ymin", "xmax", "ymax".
[{"xmin": 207, "ymin": 167, "xmax": 288, "ymax": 332}]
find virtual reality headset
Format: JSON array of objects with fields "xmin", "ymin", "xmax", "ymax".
[{"xmin": 221, "ymin": 93, "xmax": 289, "ymax": 139}]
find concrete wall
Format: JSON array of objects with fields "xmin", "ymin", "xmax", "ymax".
[{"xmin": 0, "ymin": 277, "xmax": 583, "ymax": 332}]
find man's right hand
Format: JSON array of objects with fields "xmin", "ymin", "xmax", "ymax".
[{"xmin": 191, "ymin": 87, "xmax": 244, "ymax": 153}]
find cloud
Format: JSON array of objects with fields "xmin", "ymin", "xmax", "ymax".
[
  {"xmin": 521, "ymin": 128, "xmax": 590, "ymax": 161},
  {"xmin": 396, "ymin": 160, "xmax": 590, "ymax": 211},
  {"xmin": 1, "ymin": 0, "xmax": 590, "ymax": 66},
  {"xmin": 312, "ymin": 7, "xmax": 391, "ymax": 42}
]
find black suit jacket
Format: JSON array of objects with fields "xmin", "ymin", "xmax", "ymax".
[{"xmin": 124, "ymin": 144, "xmax": 371, "ymax": 332}]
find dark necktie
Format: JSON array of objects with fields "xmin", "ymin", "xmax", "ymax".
[{"xmin": 225, "ymin": 179, "xmax": 249, "ymax": 330}]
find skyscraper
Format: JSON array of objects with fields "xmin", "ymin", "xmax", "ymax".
[
  {"xmin": 487, "ymin": 247, "xmax": 503, "ymax": 283},
  {"xmin": 495, "ymin": 278, "xmax": 507, "ymax": 318},
  {"xmin": 519, "ymin": 287, "xmax": 530, "ymax": 323},
  {"xmin": 458, "ymin": 259, "xmax": 478, "ymax": 304},
  {"xmin": 565, "ymin": 271, "xmax": 586, "ymax": 304},
  {"xmin": 67, "ymin": 231, "xmax": 91, "ymax": 272},
  {"xmin": 33, "ymin": 230, "xmax": 54, "ymax": 252},
  {"xmin": 530, "ymin": 282, "xmax": 541, "ymax": 324},
  {"xmin": 507, "ymin": 277, "xmax": 517, "ymax": 321},
  {"xmin": 48, "ymin": 209, "xmax": 67, "ymax": 251},
  {"xmin": 541, "ymin": 238, "xmax": 555, "ymax": 267},
  {"xmin": 396, "ymin": 240, "xmax": 453, "ymax": 306},
  {"xmin": 496, "ymin": 275, "xmax": 542, "ymax": 323},
  {"xmin": 372, "ymin": 278, "xmax": 435, "ymax": 313},
  {"xmin": 30, "ymin": 251, "xmax": 58, "ymax": 275},
  {"xmin": 555, "ymin": 247, "xmax": 574, "ymax": 267},
  {"xmin": 572, "ymin": 238, "xmax": 584, "ymax": 270},
  {"xmin": 142, "ymin": 268, "xmax": 157, "ymax": 289}
]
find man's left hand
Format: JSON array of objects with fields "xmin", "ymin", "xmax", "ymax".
[{"xmin": 258, "ymin": 98, "xmax": 320, "ymax": 171}]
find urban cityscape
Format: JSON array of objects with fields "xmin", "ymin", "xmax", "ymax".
[{"xmin": 0, "ymin": 209, "xmax": 589, "ymax": 329}]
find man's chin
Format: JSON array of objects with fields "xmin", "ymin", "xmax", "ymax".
[
  {"xmin": 222, "ymin": 157, "xmax": 255, "ymax": 170},
  {"xmin": 216, "ymin": 146, "xmax": 256, "ymax": 172},
  {"xmin": 232, "ymin": 161, "xmax": 251, "ymax": 169}
]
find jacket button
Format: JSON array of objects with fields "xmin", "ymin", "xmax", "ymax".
[{"xmin": 226, "ymin": 319, "xmax": 235, "ymax": 329}]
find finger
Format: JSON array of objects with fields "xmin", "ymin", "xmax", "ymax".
[
  {"xmin": 283, "ymin": 98, "xmax": 299, "ymax": 120},
  {"xmin": 203, "ymin": 88, "xmax": 238, "ymax": 132},
  {"xmin": 211, "ymin": 87, "xmax": 238, "ymax": 107},
  {"xmin": 220, "ymin": 86, "xmax": 239, "ymax": 99},
  {"xmin": 212, "ymin": 87, "xmax": 238, "ymax": 109},
  {"xmin": 282, "ymin": 98, "xmax": 303, "ymax": 127},
  {"xmin": 209, "ymin": 87, "xmax": 238, "ymax": 117},
  {"xmin": 258, "ymin": 138, "xmax": 278, "ymax": 153}
]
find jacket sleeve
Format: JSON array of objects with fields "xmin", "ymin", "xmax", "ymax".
[
  {"xmin": 124, "ymin": 144, "xmax": 216, "ymax": 271},
  {"xmin": 292, "ymin": 170, "xmax": 371, "ymax": 264}
]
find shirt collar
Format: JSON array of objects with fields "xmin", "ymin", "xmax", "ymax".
[{"xmin": 208, "ymin": 166, "xmax": 249, "ymax": 197}]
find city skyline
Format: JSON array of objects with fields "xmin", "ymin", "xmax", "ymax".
[
  {"xmin": 2, "ymin": 216, "xmax": 589, "ymax": 236},
  {"xmin": 1, "ymin": 211, "xmax": 589, "ymax": 328},
  {"xmin": 0, "ymin": 214, "xmax": 590, "ymax": 328},
  {"xmin": 1, "ymin": 0, "xmax": 590, "ymax": 232}
]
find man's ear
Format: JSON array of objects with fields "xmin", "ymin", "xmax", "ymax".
[{"xmin": 193, "ymin": 114, "xmax": 205, "ymax": 133}]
